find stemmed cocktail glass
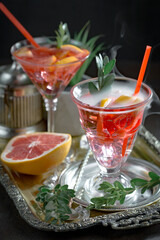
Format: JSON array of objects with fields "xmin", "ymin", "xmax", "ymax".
[
  {"xmin": 71, "ymin": 77, "xmax": 152, "ymax": 204},
  {"xmin": 11, "ymin": 37, "xmax": 89, "ymax": 132}
]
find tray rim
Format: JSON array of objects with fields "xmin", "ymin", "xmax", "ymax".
[{"xmin": 0, "ymin": 125, "xmax": 160, "ymax": 232}]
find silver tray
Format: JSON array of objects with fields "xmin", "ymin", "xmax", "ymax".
[
  {"xmin": 59, "ymin": 157, "xmax": 160, "ymax": 211},
  {"xmin": 0, "ymin": 126, "xmax": 160, "ymax": 232}
]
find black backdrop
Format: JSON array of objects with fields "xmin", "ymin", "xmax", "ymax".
[{"xmin": 0, "ymin": 0, "xmax": 160, "ymax": 92}]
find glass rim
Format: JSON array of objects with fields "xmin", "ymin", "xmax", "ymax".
[
  {"xmin": 10, "ymin": 36, "xmax": 90, "ymax": 67},
  {"xmin": 71, "ymin": 77, "xmax": 153, "ymax": 113}
]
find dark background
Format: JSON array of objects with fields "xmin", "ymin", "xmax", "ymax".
[
  {"xmin": 0, "ymin": 1, "xmax": 160, "ymax": 128},
  {"xmin": 0, "ymin": 0, "xmax": 160, "ymax": 96},
  {"xmin": 0, "ymin": 0, "xmax": 160, "ymax": 58},
  {"xmin": 1, "ymin": 1, "xmax": 160, "ymax": 239},
  {"xmin": 0, "ymin": 0, "xmax": 160, "ymax": 98}
]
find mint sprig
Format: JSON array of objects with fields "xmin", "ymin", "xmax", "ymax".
[
  {"xmin": 88, "ymin": 171, "xmax": 160, "ymax": 210},
  {"xmin": 89, "ymin": 54, "xmax": 116, "ymax": 94},
  {"xmin": 36, "ymin": 184, "xmax": 75, "ymax": 224},
  {"xmin": 55, "ymin": 22, "xmax": 70, "ymax": 48}
]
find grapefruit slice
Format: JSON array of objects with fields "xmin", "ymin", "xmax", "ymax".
[
  {"xmin": 112, "ymin": 95, "xmax": 141, "ymax": 106},
  {"xmin": 100, "ymin": 98, "xmax": 112, "ymax": 107},
  {"xmin": 1, "ymin": 132, "xmax": 71, "ymax": 175},
  {"xmin": 15, "ymin": 46, "xmax": 33, "ymax": 57},
  {"xmin": 55, "ymin": 56, "xmax": 79, "ymax": 65},
  {"xmin": 47, "ymin": 55, "xmax": 57, "ymax": 65},
  {"xmin": 61, "ymin": 44, "xmax": 83, "ymax": 54}
]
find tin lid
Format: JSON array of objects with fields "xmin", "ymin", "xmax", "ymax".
[
  {"xmin": 0, "ymin": 61, "xmax": 39, "ymax": 97},
  {"xmin": 0, "ymin": 61, "xmax": 31, "ymax": 87}
]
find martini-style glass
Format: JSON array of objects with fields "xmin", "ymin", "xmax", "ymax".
[
  {"xmin": 11, "ymin": 37, "xmax": 89, "ymax": 132},
  {"xmin": 71, "ymin": 77, "xmax": 152, "ymax": 204}
]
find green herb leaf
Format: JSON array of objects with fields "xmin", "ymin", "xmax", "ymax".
[
  {"xmin": 88, "ymin": 82, "xmax": 98, "ymax": 94},
  {"xmin": 149, "ymin": 172, "xmax": 160, "ymax": 180},
  {"xmin": 55, "ymin": 22, "xmax": 70, "ymax": 48},
  {"xmin": 69, "ymin": 22, "xmax": 105, "ymax": 86},
  {"xmin": 103, "ymin": 56, "xmax": 109, "ymax": 65},
  {"xmin": 113, "ymin": 181, "xmax": 124, "ymax": 190},
  {"xmin": 74, "ymin": 21, "xmax": 90, "ymax": 43},
  {"xmin": 87, "ymin": 180, "xmax": 135, "ymax": 210},
  {"xmin": 101, "ymin": 73, "xmax": 115, "ymax": 89},
  {"xmin": 88, "ymin": 171, "xmax": 160, "ymax": 210},
  {"xmin": 130, "ymin": 178, "xmax": 148, "ymax": 187},
  {"xmin": 104, "ymin": 59, "xmax": 116, "ymax": 75},
  {"xmin": 36, "ymin": 172, "xmax": 160, "ymax": 219},
  {"xmin": 141, "ymin": 186, "xmax": 148, "ymax": 194},
  {"xmin": 89, "ymin": 54, "xmax": 116, "ymax": 94},
  {"xmin": 119, "ymin": 195, "xmax": 125, "ymax": 204},
  {"xmin": 99, "ymin": 181, "xmax": 113, "ymax": 190},
  {"xmin": 36, "ymin": 184, "xmax": 75, "ymax": 225}
]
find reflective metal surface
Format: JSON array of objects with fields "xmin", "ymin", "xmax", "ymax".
[
  {"xmin": 0, "ymin": 121, "xmax": 46, "ymax": 139},
  {"xmin": 60, "ymin": 157, "xmax": 160, "ymax": 211},
  {"xmin": 0, "ymin": 62, "xmax": 44, "ymax": 137},
  {"xmin": 0, "ymin": 61, "xmax": 29, "ymax": 86},
  {"xmin": 0, "ymin": 126, "xmax": 160, "ymax": 231}
]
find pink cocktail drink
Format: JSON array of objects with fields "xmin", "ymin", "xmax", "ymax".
[
  {"xmin": 71, "ymin": 77, "xmax": 152, "ymax": 196},
  {"xmin": 11, "ymin": 37, "xmax": 89, "ymax": 132},
  {"xmin": 11, "ymin": 37, "xmax": 89, "ymax": 99},
  {"xmin": 80, "ymin": 101, "xmax": 143, "ymax": 173}
]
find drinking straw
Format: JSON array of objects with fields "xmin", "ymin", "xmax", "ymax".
[
  {"xmin": 0, "ymin": 2, "xmax": 39, "ymax": 48},
  {"xmin": 134, "ymin": 45, "xmax": 152, "ymax": 95}
]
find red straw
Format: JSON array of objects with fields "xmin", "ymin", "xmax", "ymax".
[
  {"xmin": 134, "ymin": 45, "xmax": 152, "ymax": 95},
  {"xmin": 0, "ymin": 2, "xmax": 39, "ymax": 48}
]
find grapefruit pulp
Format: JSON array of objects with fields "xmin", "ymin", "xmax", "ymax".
[{"xmin": 1, "ymin": 132, "xmax": 71, "ymax": 175}]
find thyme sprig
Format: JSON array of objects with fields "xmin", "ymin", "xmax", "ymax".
[
  {"xmin": 36, "ymin": 184, "xmax": 75, "ymax": 225},
  {"xmin": 89, "ymin": 54, "xmax": 116, "ymax": 94},
  {"xmin": 88, "ymin": 171, "xmax": 160, "ymax": 210},
  {"xmin": 36, "ymin": 171, "xmax": 160, "ymax": 224}
]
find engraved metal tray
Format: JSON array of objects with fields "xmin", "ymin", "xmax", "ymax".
[{"xmin": 0, "ymin": 126, "xmax": 160, "ymax": 232}]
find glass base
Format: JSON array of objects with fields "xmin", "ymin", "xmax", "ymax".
[
  {"xmin": 84, "ymin": 172, "xmax": 138, "ymax": 207},
  {"xmin": 60, "ymin": 156, "xmax": 160, "ymax": 211}
]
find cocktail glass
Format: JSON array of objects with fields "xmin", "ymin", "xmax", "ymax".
[
  {"xmin": 71, "ymin": 77, "xmax": 152, "ymax": 203},
  {"xmin": 11, "ymin": 36, "xmax": 89, "ymax": 132}
]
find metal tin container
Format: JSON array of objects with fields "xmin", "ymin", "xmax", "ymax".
[{"xmin": 0, "ymin": 62, "xmax": 46, "ymax": 138}]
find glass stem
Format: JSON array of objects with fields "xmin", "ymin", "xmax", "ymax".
[{"xmin": 44, "ymin": 98, "xmax": 58, "ymax": 132}]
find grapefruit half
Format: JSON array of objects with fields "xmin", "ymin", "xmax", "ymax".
[{"xmin": 1, "ymin": 132, "xmax": 71, "ymax": 175}]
